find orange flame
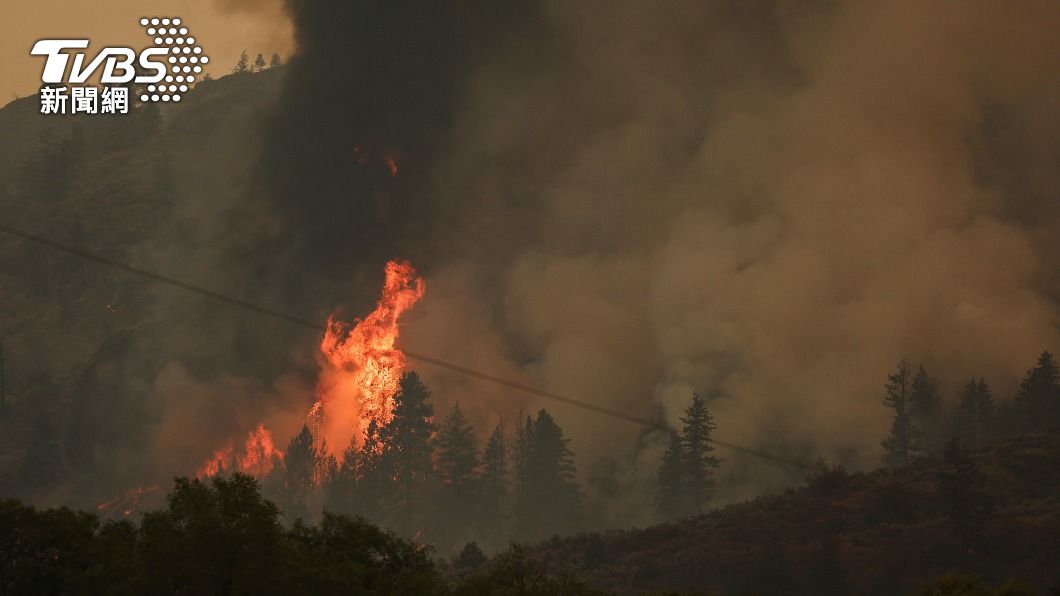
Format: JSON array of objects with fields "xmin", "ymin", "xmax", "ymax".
[
  {"xmin": 239, "ymin": 423, "xmax": 285, "ymax": 475},
  {"xmin": 197, "ymin": 424, "xmax": 284, "ymax": 478},
  {"xmin": 316, "ymin": 259, "xmax": 425, "ymax": 457},
  {"xmin": 195, "ymin": 260, "xmax": 423, "ymax": 477}
]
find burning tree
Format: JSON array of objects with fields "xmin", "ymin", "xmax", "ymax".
[
  {"xmin": 197, "ymin": 259, "xmax": 425, "ymax": 486},
  {"xmin": 316, "ymin": 259, "xmax": 425, "ymax": 457}
]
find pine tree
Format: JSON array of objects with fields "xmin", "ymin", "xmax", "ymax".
[
  {"xmin": 656, "ymin": 430, "xmax": 687, "ymax": 521},
  {"xmin": 378, "ymin": 371, "xmax": 435, "ymax": 537},
  {"xmin": 436, "ymin": 403, "xmax": 478, "ymax": 491},
  {"xmin": 955, "ymin": 379, "xmax": 980, "ymax": 447},
  {"xmin": 434, "ymin": 403, "xmax": 479, "ymax": 549},
  {"xmin": 909, "ymin": 365, "xmax": 942, "ymax": 453},
  {"xmin": 1014, "ymin": 351, "xmax": 1060, "ymax": 431},
  {"xmin": 234, "ymin": 50, "xmax": 249, "ymax": 73},
  {"xmin": 881, "ymin": 360, "xmax": 919, "ymax": 465},
  {"xmin": 681, "ymin": 394, "xmax": 721, "ymax": 512},
  {"xmin": 355, "ymin": 419, "xmax": 385, "ymax": 522},
  {"xmin": 280, "ymin": 425, "xmax": 327, "ymax": 520},
  {"xmin": 511, "ymin": 414, "xmax": 533, "ymax": 518},
  {"xmin": 479, "ymin": 423, "xmax": 508, "ymax": 548},
  {"xmin": 956, "ymin": 378, "xmax": 995, "ymax": 447},
  {"xmin": 513, "ymin": 409, "xmax": 580, "ymax": 541},
  {"xmin": 324, "ymin": 438, "xmax": 360, "ymax": 515},
  {"xmin": 269, "ymin": 53, "xmax": 282, "ymax": 68},
  {"xmin": 253, "ymin": 53, "xmax": 266, "ymax": 72}
]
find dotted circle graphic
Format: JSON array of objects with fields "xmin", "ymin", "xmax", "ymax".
[{"xmin": 140, "ymin": 17, "xmax": 208, "ymax": 103}]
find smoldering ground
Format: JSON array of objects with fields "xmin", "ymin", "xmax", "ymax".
[{"xmin": 10, "ymin": 0, "xmax": 1060, "ymax": 527}]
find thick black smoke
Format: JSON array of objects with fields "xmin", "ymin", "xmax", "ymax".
[{"xmin": 254, "ymin": 1, "xmax": 546, "ymax": 286}]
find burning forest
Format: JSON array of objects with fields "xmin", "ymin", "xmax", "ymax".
[
  {"xmin": 3, "ymin": 0, "xmax": 1060, "ymax": 594},
  {"xmin": 195, "ymin": 259, "xmax": 425, "ymax": 483}
]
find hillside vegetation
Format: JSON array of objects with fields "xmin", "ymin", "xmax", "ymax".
[{"xmin": 517, "ymin": 432, "xmax": 1060, "ymax": 595}]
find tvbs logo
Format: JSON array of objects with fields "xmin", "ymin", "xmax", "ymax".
[{"xmin": 31, "ymin": 17, "xmax": 209, "ymax": 115}]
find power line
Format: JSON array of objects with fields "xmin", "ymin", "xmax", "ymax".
[{"xmin": 0, "ymin": 222, "xmax": 811, "ymax": 469}]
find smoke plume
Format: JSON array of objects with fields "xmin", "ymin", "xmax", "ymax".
[
  {"xmin": 233, "ymin": 0, "xmax": 1060, "ymax": 511},
  {"xmin": 12, "ymin": 0, "xmax": 1059, "ymax": 521}
]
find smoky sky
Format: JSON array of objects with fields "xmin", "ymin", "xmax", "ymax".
[
  {"xmin": 217, "ymin": 0, "xmax": 1060, "ymax": 517},
  {"xmin": 11, "ymin": 0, "xmax": 1058, "ymax": 523},
  {"xmin": 253, "ymin": 1, "xmax": 546, "ymax": 283}
]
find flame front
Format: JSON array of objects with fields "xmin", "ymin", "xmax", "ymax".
[
  {"xmin": 316, "ymin": 260, "xmax": 425, "ymax": 456},
  {"xmin": 195, "ymin": 259, "xmax": 425, "ymax": 478},
  {"xmin": 197, "ymin": 423, "xmax": 284, "ymax": 478}
]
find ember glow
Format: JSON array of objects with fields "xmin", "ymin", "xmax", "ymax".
[
  {"xmin": 196, "ymin": 259, "xmax": 424, "ymax": 478},
  {"xmin": 97, "ymin": 485, "xmax": 160, "ymax": 518}
]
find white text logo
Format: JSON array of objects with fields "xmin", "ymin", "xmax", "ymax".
[{"xmin": 31, "ymin": 17, "xmax": 209, "ymax": 115}]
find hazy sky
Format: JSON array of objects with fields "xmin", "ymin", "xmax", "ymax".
[{"xmin": 1, "ymin": 0, "xmax": 292, "ymax": 104}]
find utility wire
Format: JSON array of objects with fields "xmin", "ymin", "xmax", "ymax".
[{"xmin": 0, "ymin": 223, "xmax": 811, "ymax": 469}]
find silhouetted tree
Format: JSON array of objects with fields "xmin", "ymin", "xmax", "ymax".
[
  {"xmin": 513, "ymin": 409, "xmax": 580, "ymax": 541},
  {"xmin": 277, "ymin": 425, "xmax": 327, "ymax": 520},
  {"xmin": 287, "ymin": 512, "xmax": 441, "ymax": 593},
  {"xmin": 234, "ymin": 50, "xmax": 249, "ymax": 73},
  {"xmin": 379, "ymin": 371, "xmax": 435, "ymax": 537},
  {"xmin": 882, "ymin": 360, "xmax": 920, "ymax": 465},
  {"xmin": 512, "ymin": 414, "xmax": 532, "ymax": 521},
  {"xmin": 436, "ymin": 403, "xmax": 478, "ymax": 491},
  {"xmin": 0, "ymin": 499, "xmax": 100, "ymax": 593},
  {"xmin": 681, "ymin": 393, "xmax": 720, "ymax": 512},
  {"xmin": 324, "ymin": 438, "xmax": 361, "ymax": 515},
  {"xmin": 656, "ymin": 430, "xmax": 687, "ymax": 520},
  {"xmin": 478, "ymin": 422, "xmax": 508, "ymax": 548},
  {"xmin": 0, "ymin": 478, "xmax": 451, "ymax": 594},
  {"xmin": 270, "ymin": 53, "xmax": 282, "ymax": 68},
  {"xmin": 1014, "ymin": 351, "xmax": 1059, "ymax": 431},
  {"xmin": 955, "ymin": 378, "xmax": 995, "ymax": 447},
  {"xmin": 434, "ymin": 402, "xmax": 479, "ymax": 549},
  {"xmin": 354, "ymin": 420, "xmax": 386, "ymax": 522},
  {"xmin": 139, "ymin": 475, "xmax": 287, "ymax": 594},
  {"xmin": 910, "ymin": 365, "xmax": 943, "ymax": 452},
  {"xmin": 253, "ymin": 53, "xmax": 266, "ymax": 72}
]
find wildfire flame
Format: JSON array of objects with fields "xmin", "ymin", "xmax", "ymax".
[
  {"xmin": 316, "ymin": 259, "xmax": 425, "ymax": 456},
  {"xmin": 197, "ymin": 423, "xmax": 284, "ymax": 478},
  {"xmin": 196, "ymin": 259, "xmax": 424, "ymax": 478}
]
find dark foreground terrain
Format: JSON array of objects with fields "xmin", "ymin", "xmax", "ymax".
[
  {"xmin": 3, "ymin": 432, "xmax": 1058, "ymax": 595},
  {"xmin": 521, "ymin": 433, "xmax": 1060, "ymax": 595}
]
